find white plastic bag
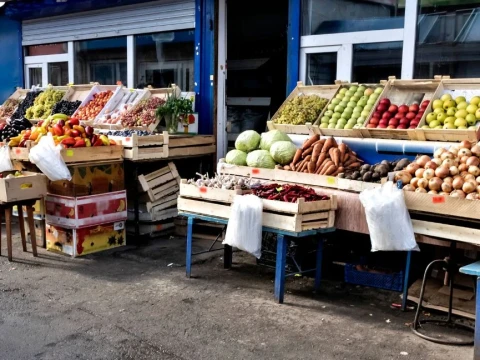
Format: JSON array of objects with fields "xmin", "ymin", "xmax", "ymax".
[
  {"xmin": 0, "ymin": 145, "xmax": 14, "ymax": 172},
  {"xmin": 359, "ymin": 181, "xmax": 419, "ymax": 252},
  {"xmin": 223, "ymin": 194, "xmax": 263, "ymax": 258},
  {"xmin": 29, "ymin": 133, "xmax": 72, "ymax": 181}
]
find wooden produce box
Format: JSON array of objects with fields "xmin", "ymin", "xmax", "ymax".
[
  {"xmin": 6, "ymin": 88, "xmax": 30, "ymax": 102},
  {"xmin": 60, "ymin": 145, "xmax": 123, "ymax": 163},
  {"xmin": 267, "ymin": 81, "xmax": 339, "ymax": 135},
  {"xmin": 363, "ymin": 79, "xmax": 440, "ymax": 140},
  {"xmin": 0, "ymin": 171, "xmax": 47, "ymax": 203},
  {"xmin": 313, "ymin": 81, "xmax": 385, "ymax": 139},
  {"xmin": 138, "ymin": 162, "xmax": 180, "ymax": 201},
  {"xmin": 73, "ymin": 85, "xmax": 121, "ymax": 123},
  {"xmin": 417, "ymin": 79, "xmax": 480, "ymax": 142},
  {"xmin": 61, "ymin": 84, "xmax": 94, "ymax": 102},
  {"xmin": 179, "ymin": 180, "xmax": 248, "ymax": 203},
  {"xmin": 9, "ymin": 143, "xmax": 33, "ymax": 161}
]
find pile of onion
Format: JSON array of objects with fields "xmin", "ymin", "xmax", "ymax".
[{"xmin": 401, "ymin": 140, "xmax": 480, "ymax": 200}]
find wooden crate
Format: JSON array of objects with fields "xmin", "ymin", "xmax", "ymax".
[
  {"xmin": 138, "ymin": 162, "xmax": 180, "ymax": 193},
  {"xmin": 268, "ymin": 81, "xmax": 340, "ymax": 135},
  {"xmin": 363, "ymin": 79, "xmax": 440, "ymax": 140},
  {"xmin": 0, "ymin": 171, "xmax": 47, "ymax": 203},
  {"xmin": 313, "ymin": 82, "xmax": 385, "ymax": 138},
  {"xmin": 417, "ymin": 79, "xmax": 480, "ymax": 142},
  {"xmin": 60, "ymin": 145, "xmax": 123, "ymax": 163},
  {"xmin": 62, "ymin": 85, "xmax": 95, "ymax": 102},
  {"xmin": 179, "ymin": 180, "xmax": 247, "ymax": 203},
  {"xmin": 73, "ymin": 85, "xmax": 121, "ymax": 122},
  {"xmin": 7, "ymin": 88, "xmax": 30, "ymax": 102}
]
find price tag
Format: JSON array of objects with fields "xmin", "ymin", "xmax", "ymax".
[
  {"xmin": 199, "ymin": 186, "xmax": 208, "ymax": 193},
  {"xmin": 114, "ymin": 222, "xmax": 124, "ymax": 231},
  {"xmin": 125, "ymin": 137, "xmax": 131, "ymax": 142},
  {"xmin": 66, "ymin": 149, "xmax": 74, "ymax": 157},
  {"xmin": 326, "ymin": 176, "xmax": 336, "ymax": 185},
  {"xmin": 129, "ymin": 88, "xmax": 135, "ymax": 93},
  {"xmin": 432, "ymin": 196, "xmax": 445, "ymax": 204},
  {"xmin": 15, "ymin": 148, "xmax": 21, "ymax": 154},
  {"xmin": 252, "ymin": 168, "xmax": 260, "ymax": 175}
]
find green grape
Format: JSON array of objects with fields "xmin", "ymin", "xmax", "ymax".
[{"xmin": 274, "ymin": 95, "xmax": 328, "ymax": 125}]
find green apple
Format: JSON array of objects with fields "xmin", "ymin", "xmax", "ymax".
[
  {"xmin": 351, "ymin": 112, "xmax": 360, "ymax": 120},
  {"xmin": 364, "ymin": 104, "xmax": 373, "ymax": 111},
  {"xmin": 344, "ymin": 123, "xmax": 354, "ymax": 129},
  {"xmin": 348, "ymin": 118, "xmax": 357, "ymax": 124},
  {"xmin": 339, "ymin": 88, "xmax": 348, "ymax": 95},
  {"xmin": 455, "ymin": 96, "xmax": 466, "ymax": 105},
  {"xmin": 457, "ymin": 101, "xmax": 468, "ymax": 110},
  {"xmin": 351, "ymin": 95, "xmax": 360, "ymax": 102},
  {"xmin": 331, "ymin": 98, "xmax": 340, "ymax": 105},
  {"xmin": 335, "ymin": 123, "xmax": 344, "ymax": 129},
  {"xmin": 338, "ymin": 118, "xmax": 347, "ymax": 125},
  {"xmin": 467, "ymin": 104, "xmax": 478, "ymax": 114},
  {"xmin": 329, "ymin": 118, "xmax": 337, "ymax": 124},
  {"xmin": 361, "ymin": 110, "xmax": 370, "ymax": 117},
  {"xmin": 458, "ymin": 126, "xmax": 468, "ymax": 129},
  {"xmin": 334, "ymin": 105, "xmax": 344, "ymax": 113},
  {"xmin": 324, "ymin": 110, "xmax": 334, "ymax": 117},
  {"xmin": 332, "ymin": 112, "xmax": 342, "ymax": 120},
  {"xmin": 455, "ymin": 109, "xmax": 468, "ymax": 119},
  {"xmin": 367, "ymin": 98, "xmax": 376, "ymax": 106},
  {"xmin": 321, "ymin": 116, "xmax": 330, "ymax": 124},
  {"xmin": 374, "ymin": 87, "xmax": 383, "ymax": 94},
  {"xmin": 443, "ymin": 100, "xmax": 456, "ymax": 109},
  {"xmin": 433, "ymin": 108, "xmax": 445, "ymax": 115},
  {"xmin": 437, "ymin": 113, "xmax": 447, "ymax": 123},
  {"xmin": 340, "ymin": 100, "xmax": 348, "ymax": 108},
  {"xmin": 435, "ymin": 125, "xmax": 443, "ymax": 129},
  {"xmin": 445, "ymin": 116, "xmax": 456, "ymax": 124},
  {"xmin": 349, "ymin": 86, "xmax": 358, "ymax": 92},
  {"xmin": 353, "ymin": 124, "xmax": 361, "ymax": 129},
  {"xmin": 454, "ymin": 118, "xmax": 467, "ymax": 127},
  {"xmin": 446, "ymin": 107, "xmax": 457, "ymax": 116},
  {"xmin": 471, "ymin": 96, "xmax": 480, "ymax": 106},
  {"xmin": 476, "ymin": 108, "xmax": 480, "ymax": 120},
  {"xmin": 336, "ymin": 94, "xmax": 345, "ymax": 100},
  {"xmin": 341, "ymin": 112, "xmax": 350, "ymax": 120},
  {"xmin": 353, "ymin": 106, "xmax": 363, "ymax": 113},
  {"xmin": 358, "ymin": 85, "xmax": 366, "ymax": 93},
  {"xmin": 466, "ymin": 114, "xmax": 477, "ymax": 126},
  {"xmin": 357, "ymin": 117, "xmax": 366, "ymax": 124},
  {"xmin": 429, "ymin": 120, "xmax": 440, "ymax": 128},
  {"xmin": 358, "ymin": 99, "xmax": 367, "ymax": 107},
  {"xmin": 432, "ymin": 99, "xmax": 443, "ymax": 109},
  {"xmin": 328, "ymin": 123, "xmax": 336, "ymax": 129},
  {"xmin": 346, "ymin": 90, "xmax": 355, "ymax": 97},
  {"xmin": 440, "ymin": 93, "xmax": 452, "ymax": 102},
  {"xmin": 422, "ymin": 125, "xmax": 430, "ymax": 129},
  {"xmin": 320, "ymin": 123, "xmax": 328, "ymax": 129},
  {"xmin": 426, "ymin": 113, "xmax": 437, "ymax": 124},
  {"xmin": 444, "ymin": 123, "xmax": 456, "ymax": 129},
  {"xmin": 327, "ymin": 104, "xmax": 335, "ymax": 111},
  {"xmin": 343, "ymin": 107, "xmax": 353, "ymax": 115},
  {"xmin": 370, "ymin": 93, "xmax": 379, "ymax": 100},
  {"xmin": 347, "ymin": 101, "xmax": 357, "ymax": 108},
  {"xmin": 344, "ymin": 96, "xmax": 352, "ymax": 102}
]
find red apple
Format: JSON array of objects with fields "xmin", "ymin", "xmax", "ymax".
[
  {"xmin": 376, "ymin": 104, "xmax": 387, "ymax": 113},
  {"xmin": 406, "ymin": 112, "xmax": 416, "ymax": 120},
  {"xmin": 388, "ymin": 105, "xmax": 398, "ymax": 114},
  {"xmin": 367, "ymin": 124, "xmax": 376, "ymax": 128},
  {"xmin": 398, "ymin": 105, "xmax": 409, "ymax": 113},
  {"xmin": 397, "ymin": 124, "xmax": 407, "ymax": 129},
  {"xmin": 410, "ymin": 120, "xmax": 419, "ymax": 126},
  {"xmin": 373, "ymin": 111, "xmax": 382, "ymax": 119},
  {"xmin": 380, "ymin": 98, "xmax": 391, "ymax": 107},
  {"xmin": 421, "ymin": 100, "xmax": 430, "ymax": 109},
  {"xmin": 378, "ymin": 124, "xmax": 387, "ymax": 128},
  {"xmin": 409, "ymin": 104, "xmax": 419, "ymax": 113},
  {"xmin": 387, "ymin": 125, "xmax": 396, "ymax": 129},
  {"xmin": 394, "ymin": 113, "xmax": 404, "ymax": 120},
  {"xmin": 388, "ymin": 119, "xmax": 399, "ymax": 127},
  {"xmin": 379, "ymin": 119, "xmax": 388, "ymax": 126},
  {"xmin": 415, "ymin": 114, "xmax": 423, "ymax": 120},
  {"xmin": 399, "ymin": 118, "xmax": 409, "ymax": 125},
  {"xmin": 370, "ymin": 118, "xmax": 379, "ymax": 126},
  {"xmin": 382, "ymin": 111, "xmax": 392, "ymax": 120},
  {"xmin": 409, "ymin": 125, "xmax": 417, "ymax": 129}
]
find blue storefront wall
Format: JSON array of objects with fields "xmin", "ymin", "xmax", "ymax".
[{"xmin": 0, "ymin": 16, "xmax": 23, "ymax": 103}]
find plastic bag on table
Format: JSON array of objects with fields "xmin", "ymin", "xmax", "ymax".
[
  {"xmin": 359, "ymin": 181, "xmax": 419, "ymax": 252},
  {"xmin": 223, "ymin": 194, "xmax": 263, "ymax": 258},
  {"xmin": 28, "ymin": 133, "xmax": 72, "ymax": 181},
  {"xmin": 0, "ymin": 145, "xmax": 14, "ymax": 172}
]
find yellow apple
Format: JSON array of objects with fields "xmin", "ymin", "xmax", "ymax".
[
  {"xmin": 455, "ymin": 96, "xmax": 467, "ymax": 104},
  {"xmin": 471, "ymin": 96, "xmax": 480, "ymax": 106},
  {"xmin": 432, "ymin": 99, "xmax": 444, "ymax": 109},
  {"xmin": 454, "ymin": 118, "xmax": 467, "ymax": 127},
  {"xmin": 457, "ymin": 101, "xmax": 468, "ymax": 110},
  {"xmin": 440, "ymin": 94, "xmax": 452, "ymax": 102},
  {"xmin": 467, "ymin": 104, "xmax": 478, "ymax": 114},
  {"xmin": 443, "ymin": 100, "xmax": 456, "ymax": 109},
  {"xmin": 455, "ymin": 109, "xmax": 468, "ymax": 119}
]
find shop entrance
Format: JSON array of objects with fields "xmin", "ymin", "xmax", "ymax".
[{"xmin": 24, "ymin": 57, "xmax": 69, "ymax": 88}]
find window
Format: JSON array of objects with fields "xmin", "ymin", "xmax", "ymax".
[
  {"xmin": 302, "ymin": 0, "xmax": 404, "ymax": 35},
  {"xmin": 415, "ymin": 1, "xmax": 480, "ymax": 79},
  {"xmin": 25, "ymin": 42, "xmax": 67, "ymax": 56},
  {"xmin": 353, "ymin": 42, "xmax": 403, "ymax": 83},
  {"xmin": 135, "ymin": 30, "xmax": 194, "ymax": 91},
  {"xmin": 48, "ymin": 62, "xmax": 68, "ymax": 86},
  {"xmin": 306, "ymin": 52, "xmax": 337, "ymax": 85},
  {"xmin": 74, "ymin": 37, "xmax": 127, "ymax": 85}
]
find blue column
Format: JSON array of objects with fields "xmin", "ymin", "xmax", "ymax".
[
  {"xmin": 286, "ymin": 0, "xmax": 301, "ymax": 94},
  {"xmin": 186, "ymin": 216, "xmax": 194, "ymax": 278},
  {"xmin": 274, "ymin": 234, "xmax": 288, "ymax": 303},
  {"xmin": 0, "ymin": 16, "xmax": 23, "ymax": 103}
]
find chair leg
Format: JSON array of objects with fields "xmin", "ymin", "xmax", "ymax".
[
  {"xmin": 26, "ymin": 206, "xmax": 37, "ymax": 257},
  {"xmin": 18, "ymin": 207, "xmax": 27, "ymax": 252},
  {"xmin": 5, "ymin": 207, "xmax": 12, "ymax": 261}
]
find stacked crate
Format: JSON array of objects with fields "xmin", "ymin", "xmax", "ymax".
[
  {"xmin": 127, "ymin": 162, "xmax": 180, "ymax": 237},
  {"xmin": 44, "ymin": 161, "xmax": 127, "ymax": 257}
]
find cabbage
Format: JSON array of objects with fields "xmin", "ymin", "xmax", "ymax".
[
  {"xmin": 235, "ymin": 130, "xmax": 261, "ymax": 152},
  {"xmin": 225, "ymin": 149, "xmax": 247, "ymax": 166},
  {"xmin": 259, "ymin": 130, "xmax": 292, "ymax": 151},
  {"xmin": 246, "ymin": 150, "xmax": 276, "ymax": 169},
  {"xmin": 269, "ymin": 141, "xmax": 297, "ymax": 165}
]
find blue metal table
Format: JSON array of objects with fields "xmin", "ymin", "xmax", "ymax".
[
  {"xmin": 182, "ymin": 213, "xmax": 335, "ymax": 304},
  {"xmin": 459, "ymin": 261, "xmax": 480, "ymax": 359}
]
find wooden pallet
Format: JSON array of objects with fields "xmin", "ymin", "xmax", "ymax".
[{"xmin": 138, "ymin": 162, "xmax": 180, "ymax": 194}]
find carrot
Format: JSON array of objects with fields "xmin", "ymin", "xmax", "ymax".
[
  {"xmin": 302, "ymin": 135, "xmax": 320, "ymax": 150},
  {"xmin": 320, "ymin": 160, "xmax": 334, "ymax": 175},
  {"xmin": 332, "ymin": 166, "xmax": 345, "ymax": 177},
  {"xmin": 328, "ymin": 147, "xmax": 336, "ymax": 160},
  {"xmin": 302, "ymin": 147, "xmax": 313, "ymax": 158},
  {"xmin": 346, "ymin": 162, "xmax": 361, "ymax": 169},
  {"xmin": 321, "ymin": 137, "xmax": 335, "ymax": 153},
  {"xmin": 316, "ymin": 157, "xmax": 329, "ymax": 173},
  {"xmin": 291, "ymin": 149, "xmax": 302, "ymax": 166},
  {"xmin": 311, "ymin": 143, "xmax": 322, "ymax": 163},
  {"xmin": 307, "ymin": 161, "xmax": 316, "ymax": 174},
  {"xmin": 315, "ymin": 153, "xmax": 327, "ymax": 169},
  {"xmin": 338, "ymin": 143, "xmax": 347, "ymax": 159},
  {"xmin": 295, "ymin": 159, "xmax": 306, "ymax": 172},
  {"xmin": 299, "ymin": 155, "xmax": 312, "ymax": 172},
  {"xmin": 332, "ymin": 148, "xmax": 341, "ymax": 167},
  {"xmin": 343, "ymin": 158, "xmax": 356, "ymax": 167},
  {"xmin": 324, "ymin": 164, "xmax": 337, "ymax": 176},
  {"xmin": 342, "ymin": 153, "xmax": 349, "ymax": 163},
  {"xmin": 290, "ymin": 162, "xmax": 296, "ymax": 171}
]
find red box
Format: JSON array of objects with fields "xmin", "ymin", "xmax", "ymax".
[{"xmin": 45, "ymin": 191, "xmax": 127, "ymax": 228}]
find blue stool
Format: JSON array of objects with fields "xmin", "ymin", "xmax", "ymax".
[{"xmin": 460, "ymin": 261, "xmax": 480, "ymax": 357}]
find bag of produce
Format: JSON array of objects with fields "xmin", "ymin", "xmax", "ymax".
[
  {"xmin": 246, "ymin": 150, "xmax": 276, "ymax": 169},
  {"xmin": 235, "ymin": 130, "xmax": 261, "ymax": 153},
  {"xmin": 359, "ymin": 181, "xmax": 419, "ymax": 252},
  {"xmin": 270, "ymin": 141, "xmax": 296, "ymax": 165},
  {"xmin": 0, "ymin": 145, "xmax": 14, "ymax": 172},
  {"xmin": 259, "ymin": 130, "xmax": 291, "ymax": 151},
  {"xmin": 225, "ymin": 149, "xmax": 248, "ymax": 166},
  {"xmin": 223, "ymin": 194, "xmax": 263, "ymax": 258},
  {"xmin": 29, "ymin": 133, "xmax": 72, "ymax": 181}
]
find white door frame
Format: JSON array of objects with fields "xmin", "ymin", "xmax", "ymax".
[
  {"xmin": 24, "ymin": 53, "xmax": 70, "ymax": 88},
  {"xmin": 216, "ymin": 0, "xmax": 227, "ymax": 162},
  {"xmin": 25, "ymin": 63, "xmax": 45, "ymax": 88}
]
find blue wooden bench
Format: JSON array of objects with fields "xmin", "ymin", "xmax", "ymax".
[{"xmin": 459, "ymin": 261, "xmax": 480, "ymax": 358}]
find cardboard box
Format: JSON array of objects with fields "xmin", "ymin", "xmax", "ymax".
[
  {"xmin": 0, "ymin": 171, "xmax": 47, "ymax": 203},
  {"xmin": 48, "ymin": 162, "xmax": 124, "ymax": 197},
  {"xmin": 45, "ymin": 191, "xmax": 127, "ymax": 228},
  {"xmin": 46, "ymin": 221, "xmax": 126, "ymax": 257},
  {"xmin": 25, "ymin": 218, "xmax": 46, "ymax": 248}
]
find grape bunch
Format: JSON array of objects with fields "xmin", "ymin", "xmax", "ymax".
[
  {"xmin": 119, "ymin": 97, "xmax": 166, "ymax": 127},
  {"xmin": 11, "ymin": 91, "xmax": 43, "ymax": 120},
  {"xmin": 275, "ymin": 95, "xmax": 329, "ymax": 125},
  {"xmin": 51, "ymin": 100, "xmax": 82, "ymax": 116}
]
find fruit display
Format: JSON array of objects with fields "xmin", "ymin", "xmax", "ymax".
[
  {"xmin": 105, "ymin": 130, "xmax": 153, "ymax": 137},
  {"xmin": 366, "ymin": 99, "xmax": 428, "ymax": 129},
  {"xmin": 11, "ymin": 91, "xmax": 43, "ymax": 120},
  {"xmin": 318, "ymin": 85, "xmax": 384, "ymax": 130},
  {"xmin": 340, "ymin": 158, "xmax": 411, "ymax": 182},
  {"xmin": 399, "ymin": 140, "xmax": 480, "ymax": 200},
  {"xmin": 51, "ymin": 100, "xmax": 82, "ymax": 116},
  {"xmin": 25, "ymin": 88, "xmax": 65, "ymax": 120},
  {"xmin": 75, "ymin": 90, "xmax": 114, "ymax": 121},
  {"xmin": 252, "ymin": 183, "xmax": 330, "ymax": 202},
  {"xmin": 0, "ymin": 118, "xmax": 32, "ymax": 142},
  {"xmin": 0, "ymin": 99, "xmax": 20, "ymax": 120},
  {"xmin": 423, "ymin": 93, "xmax": 480, "ymax": 130},
  {"xmin": 9, "ymin": 114, "xmax": 116, "ymax": 148},
  {"xmin": 96, "ymin": 90, "xmax": 145, "ymax": 125},
  {"xmin": 274, "ymin": 95, "xmax": 329, "ymax": 125},
  {"xmin": 118, "ymin": 97, "xmax": 166, "ymax": 127}
]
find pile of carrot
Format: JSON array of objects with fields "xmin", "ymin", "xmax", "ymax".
[{"xmin": 280, "ymin": 135, "xmax": 364, "ymax": 176}]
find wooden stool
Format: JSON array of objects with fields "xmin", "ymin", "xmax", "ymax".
[{"xmin": 0, "ymin": 199, "xmax": 38, "ymax": 262}]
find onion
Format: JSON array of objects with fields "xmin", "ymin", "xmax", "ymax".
[
  {"xmin": 449, "ymin": 147, "xmax": 459, "ymax": 156},
  {"xmin": 471, "ymin": 145, "xmax": 480, "ymax": 157},
  {"xmin": 460, "ymin": 140, "xmax": 472, "ymax": 149},
  {"xmin": 450, "ymin": 189, "xmax": 466, "ymax": 198},
  {"xmin": 460, "ymin": 155, "xmax": 469, "ymax": 164},
  {"xmin": 432, "ymin": 158, "xmax": 442, "ymax": 167},
  {"xmin": 442, "ymin": 159, "xmax": 455, "ymax": 168},
  {"xmin": 416, "ymin": 155, "xmax": 431, "ymax": 167},
  {"xmin": 463, "ymin": 181, "xmax": 476, "ymax": 194},
  {"xmin": 406, "ymin": 163, "xmax": 420, "ymax": 175},
  {"xmin": 403, "ymin": 184, "xmax": 415, "ymax": 192},
  {"xmin": 425, "ymin": 161, "xmax": 437, "ymax": 170},
  {"xmin": 415, "ymin": 187, "xmax": 427, "ymax": 193},
  {"xmin": 394, "ymin": 171, "xmax": 412, "ymax": 185},
  {"xmin": 439, "ymin": 192, "xmax": 449, "ymax": 196},
  {"xmin": 443, "ymin": 176, "xmax": 453, "ymax": 185},
  {"xmin": 428, "ymin": 190, "xmax": 438, "ymax": 195},
  {"xmin": 423, "ymin": 168, "xmax": 435, "ymax": 180},
  {"xmin": 449, "ymin": 166, "xmax": 459, "ymax": 176},
  {"xmin": 464, "ymin": 173, "xmax": 475, "ymax": 181},
  {"xmin": 461, "ymin": 171, "xmax": 470, "ymax": 178},
  {"xmin": 417, "ymin": 178, "xmax": 429, "ymax": 189},
  {"xmin": 415, "ymin": 168, "xmax": 425, "ymax": 178},
  {"xmin": 458, "ymin": 148, "xmax": 472, "ymax": 157},
  {"xmin": 467, "ymin": 156, "xmax": 480, "ymax": 167},
  {"xmin": 452, "ymin": 177, "xmax": 465, "ymax": 190},
  {"xmin": 441, "ymin": 152, "xmax": 455, "ymax": 161},
  {"xmin": 466, "ymin": 193, "xmax": 479, "ymax": 200},
  {"xmin": 458, "ymin": 164, "xmax": 468, "ymax": 172},
  {"xmin": 469, "ymin": 166, "xmax": 480, "ymax": 176},
  {"xmin": 434, "ymin": 166, "xmax": 449, "ymax": 179},
  {"xmin": 434, "ymin": 148, "xmax": 447, "ymax": 159},
  {"xmin": 428, "ymin": 177, "xmax": 443, "ymax": 191},
  {"xmin": 410, "ymin": 177, "xmax": 419, "ymax": 188},
  {"xmin": 477, "ymin": 184, "xmax": 480, "ymax": 193},
  {"xmin": 476, "ymin": 176, "xmax": 480, "ymax": 183},
  {"xmin": 441, "ymin": 182, "xmax": 453, "ymax": 193}
]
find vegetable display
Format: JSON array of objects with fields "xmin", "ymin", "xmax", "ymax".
[
  {"xmin": 118, "ymin": 97, "xmax": 165, "ymax": 127},
  {"xmin": 187, "ymin": 173, "xmax": 262, "ymax": 190},
  {"xmin": 51, "ymin": 100, "xmax": 82, "ymax": 116},
  {"xmin": 400, "ymin": 140, "xmax": 480, "ymax": 200},
  {"xmin": 424, "ymin": 94, "xmax": 480, "ymax": 130},
  {"xmin": 25, "ymin": 89, "xmax": 65, "ymax": 120},
  {"xmin": 270, "ymin": 141, "xmax": 297, "ymax": 165},
  {"xmin": 251, "ymin": 183, "xmax": 329, "ymax": 202},
  {"xmin": 342, "ymin": 159, "xmax": 410, "ymax": 182},
  {"xmin": 0, "ymin": 99, "xmax": 20, "ymax": 120},
  {"xmin": 274, "ymin": 95, "xmax": 328, "ymax": 125},
  {"xmin": 225, "ymin": 149, "xmax": 248, "ymax": 166},
  {"xmin": 11, "ymin": 91, "xmax": 43, "ymax": 120},
  {"xmin": 0, "ymin": 118, "xmax": 32, "ymax": 142},
  {"xmin": 246, "ymin": 150, "xmax": 276, "ymax": 169},
  {"xmin": 75, "ymin": 90, "xmax": 114, "ymax": 121},
  {"xmin": 235, "ymin": 130, "xmax": 261, "ymax": 153},
  {"xmin": 259, "ymin": 130, "xmax": 291, "ymax": 151}
]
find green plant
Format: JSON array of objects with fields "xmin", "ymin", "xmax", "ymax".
[{"xmin": 155, "ymin": 90, "xmax": 194, "ymax": 132}]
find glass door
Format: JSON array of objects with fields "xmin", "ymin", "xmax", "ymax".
[
  {"xmin": 25, "ymin": 64, "xmax": 44, "ymax": 88},
  {"xmin": 300, "ymin": 45, "xmax": 353, "ymax": 85},
  {"xmin": 48, "ymin": 62, "xmax": 68, "ymax": 86}
]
